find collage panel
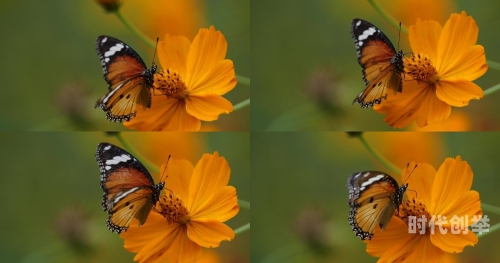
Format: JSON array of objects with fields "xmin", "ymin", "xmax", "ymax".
[
  {"xmin": 252, "ymin": 0, "xmax": 500, "ymax": 131},
  {"xmin": 252, "ymin": 132, "xmax": 499, "ymax": 262},
  {"xmin": 0, "ymin": 132, "xmax": 249, "ymax": 262},
  {"xmin": 0, "ymin": 1, "xmax": 249, "ymax": 131}
]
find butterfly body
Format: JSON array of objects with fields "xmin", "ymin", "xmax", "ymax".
[
  {"xmin": 351, "ymin": 19, "xmax": 405, "ymax": 108},
  {"xmin": 347, "ymin": 171, "xmax": 407, "ymax": 240},
  {"xmin": 96, "ymin": 143, "xmax": 164, "ymax": 233},
  {"xmin": 95, "ymin": 35, "xmax": 157, "ymax": 122}
]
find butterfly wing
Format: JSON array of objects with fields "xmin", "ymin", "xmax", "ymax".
[
  {"xmin": 96, "ymin": 143, "xmax": 162, "ymax": 233},
  {"xmin": 95, "ymin": 35, "xmax": 156, "ymax": 122},
  {"xmin": 351, "ymin": 19, "xmax": 405, "ymax": 108},
  {"xmin": 347, "ymin": 171, "xmax": 405, "ymax": 240}
]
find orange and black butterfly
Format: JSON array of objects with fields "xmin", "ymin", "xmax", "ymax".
[
  {"xmin": 347, "ymin": 171, "xmax": 407, "ymax": 240},
  {"xmin": 351, "ymin": 19, "xmax": 405, "ymax": 108},
  {"xmin": 94, "ymin": 35, "xmax": 157, "ymax": 122},
  {"xmin": 96, "ymin": 143, "xmax": 164, "ymax": 233}
]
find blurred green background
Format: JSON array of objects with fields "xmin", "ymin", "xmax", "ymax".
[
  {"xmin": 0, "ymin": 132, "xmax": 249, "ymax": 262},
  {"xmin": 252, "ymin": 0, "xmax": 500, "ymax": 131},
  {"xmin": 251, "ymin": 132, "xmax": 500, "ymax": 262},
  {"xmin": 0, "ymin": 0, "xmax": 249, "ymax": 131}
]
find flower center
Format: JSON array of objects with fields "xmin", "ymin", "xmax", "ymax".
[
  {"xmin": 398, "ymin": 197, "xmax": 431, "ymax": 230},
  {"xmin": 156, "ymin": 191, "xmax": 190, "ymax": 224},
  {"xmin": 406, "ymin": 53, "xmax": 439, "ymax": 84},
  {"xmin": 154, "ymin": 69, "xmax": 188, "ymax": 99}
]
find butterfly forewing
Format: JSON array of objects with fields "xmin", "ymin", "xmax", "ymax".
[
  {"xmin": 351, "ymin": 19, "xmax": 405, "ymax": 108},
  {"xmin": 96, "ymin": 143, "xmax": 164, "ymax": 233},
  {"xmin": 95, "ymin": 35, "xmax": 156, "ymax": 122},
  {"xmin": 347, "ymin": 171, "xmax": 407, "ymax": 240}
]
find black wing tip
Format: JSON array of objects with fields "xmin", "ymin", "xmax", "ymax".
[{"xmin": 352, "ymin": 96, "xmax": 386, "ymax": 108}]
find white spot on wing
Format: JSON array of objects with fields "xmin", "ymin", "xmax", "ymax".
[
  {"xmin": 356, "ymin": 20, "xmax": 361, "ymax": 27},
  {"xmin": 104, "ymin": 43, "xmax": 125, "ymax": 57},
  {"xmin": 105, "ymin": 165, "xmax": 111, "ymax": 170},
  {"xmin": 359, "ymin": 174, "xmax": 385, "ymax": 191},
  {"xmin": 104, "ymin": 145, "xmax": 111, "ymax": 151},
  {"xmin": 113, "ymin": 187, "xmax": 140, "ymax": 203},
  {"xmin": 358, "ymin": 27, "xmax": 376, "ymax": 41},
  {"xmin": 104, "ymin": 57, "xmax": 110, "ymax": 63},
  {"xmin": 105, "ymin": 154, "xmax": 131, "ymax": 165},
  {"xmin": 101, "ymin": 37, "xmax": 107, "ymax": 44}
]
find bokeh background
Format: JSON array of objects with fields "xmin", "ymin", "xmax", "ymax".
[
  {"xmin": 0, "ymin": 0, "xmax": 249, "ymax": 131},
  {"xmin": 0, "ymin": 132, "xmax": 250, "ymax": 262},
  {"xmin": 252, "ymin": 0, "xmax": 500, "ymax": 131},
  {"xmin": 252, "ymin": 132, "xmax": 500, "ymax": 262}
]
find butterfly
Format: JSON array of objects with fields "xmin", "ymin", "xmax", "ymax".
[
  {"xmin": 351, "ymin": 19, "xmax": 405, "ymax": 108},
  {"xmin": 347, "ymin": 171, "xmax": 408, "ymax": 240},
  {"xmin": 94, "ymin": 35, "xmax": 157, "ymax": 122},
  {"xmin": 96, "ymin": 142, "xmax": 165, "ymax": 233}
]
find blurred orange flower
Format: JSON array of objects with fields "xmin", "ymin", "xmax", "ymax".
[
  {"xmin": 124, "ymin": 26, "xmax": 237, "ymax": 131},
  {"xmin": 366, "ymin": 156, "xmax": 482, "ymax": 262},
  {"xmin": 374, "ymin": 11, "xmax": 487, "ymax": 128},
  {"xmin": 121, "ymin": 152, "xmax": 239, "ymax": 263}
]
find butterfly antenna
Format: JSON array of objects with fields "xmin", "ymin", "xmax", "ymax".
[
  {"xmin": 159, "ymin": 155, "xmax": 171, "ymax": 184},
  {"xmin": 397, "ymin": 22, "xmax": 402, "ymax": 52},
  {"xmin": 152, "ymin": 37, "xmax": 159, "ymax": 68}
]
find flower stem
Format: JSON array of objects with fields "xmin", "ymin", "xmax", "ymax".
[
  {"xmin": 113, "ymin": 133, "xmax": 160, "ymax": 174},
  {"xmin": 483, "ymin": 83, "xmax": 500, "ymax": 96},
  {"xmin": 238, "ymin": 199, "xmax": 250, "ymax": 209},
  {"xmin": 477, "ymin": 221, "xmax": 500, "ymax": 238},
  {"xmin": 481, "ymin": 202, "xmax": 500, "ymax": 215},
  {"xmin": 233, "ymin": 98, "xmax": 250, "ymax": 111},
  {"xmin": 236, "ymin": 75, "xmax": 250, "ymax": 86},
  {"xmin": 486, "ymin": 59, "xmax": 500, "ymax": 71},
  {"xmin": 367, "ymin": 0, "xmax": 408, "ymax": 34},
  {"xmin": 234, "ymin": 222, "xmax": 250, "ymax": 235},
  {"xmin": 357, "ymin": 133, "xmax": 402, "ymax": 175},
  {"xmin": 114, "ymin": 10, "xmax": 156, "ymax": 48}
]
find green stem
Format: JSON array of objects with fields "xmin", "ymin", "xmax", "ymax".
[
  {"xmin": 238, "ymin": 199, "xmax": 250, "ymax": 209},
  {"xmin": 367, "ymin": 0, "xmax": 408, "ymax": 34},
  {"xmin": 358, "ymin": 133, "xmax": 402, "ymax": 175},
  {"xmin": 483, "ymin": 83, "xmax": 500, "ymax": 96},
  {"xmin": 234, "ymin": 223, "xmax": 250, "ymax": 235},
  {"xmin": 236, "ymin": 75, "xmax": 250, "ymax": 86},
  {"xmin": 114, "ymin": 133, "xmax": 160, "ymax": 174},
  {"xmin": 487, "ymin": 59, "xmax": 500, "ymax": 71},
  {"xmin": 114, "ymin": 10, "xmax": 155, "ymax": 48},
  {"xmin": 481, "ymin": 202, "xmax": 500, "ymax": 215},
  {"xmin": 477, "ymin": 221, "xmax": 500, "ymax": 238},
  {"xmin": 233, "ymin": 98, "xmax": 250, "ymax": 111}
]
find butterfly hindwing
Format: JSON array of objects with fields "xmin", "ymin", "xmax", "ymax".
[
  {"xmin": 95, "ymin": 35, "xmax": 157, "ymax": 122},
  {"xmin": 351, "ymin": 19, "xmax": 405, "ymax": 108},
  {"xmin": 96, "ymin": 143, "xmax": 164, "ymax": 233},
  {"xmin": 347, "ymin": 171, "xmax": 407, "ymax": 240}
]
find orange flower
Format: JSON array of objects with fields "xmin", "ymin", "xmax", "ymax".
[
  {"xmin": 366, "ymin": 156, "xmax": 482, "ymax": 262},
  {"xmin": 121, "ymin": 152, "xmax": 239, "ymax": 263},
  {"xmin": 374, "ymin": 11, "xmax": 487, "ymax": 128},
  {"xmin": 124, "ymin": 26, "xmax": 237, "ymax": 131}
]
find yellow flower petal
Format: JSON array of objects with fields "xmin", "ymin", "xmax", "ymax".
[
  {"xmin": 439, "ymin": 45, "xmax": 487, "ymax": 81},
  {"xmin": 159, "ymin": 35, "xmax": 191, "ymax": 79},
  {"xmin": 405, "ymin": 162, "xmax": 436, "ymax": 205},
  {"xmin": 435, "ymin": 79, "xmax": 483, "ymax": 107},
  {"xmin": 366, "ymin": 217, "xmax": 412, "ymax": 257},
  {"xmin": 189, "ymin": 59, "xmax": 237, "ymax": 95},
  {"xmin": 188, "ymin": 152, "xmax": 230, "ymax": 212},
  {"xmin": 186, "ymin": 26, "xmax": 228, "ymax": 89},
  {"xmin": 405, "ymin": 235, "xmax": 452, "ymax": 262},
  {"xmin": 185, "ymin": 93, "xmax": 233, "ymax": 121},
  {"xmin": 122, "ymin": 214, "xmax": 168, "ymax": 252},
  {"xmin": 409, "ymin": 19, "xmax": 442, "ymax": 61},
  {"xmin": 192, "ymin": 186, "xmax": 239, "ymax": 222},
  {"xmin": 374, "ymin": 82, "xmax": 450, "ymax": 128},
  {"xmin": 430, "ymin": 230, "xmax": 478, "ymax": 253},
  {"xmin": 125, "ymin": 97, "xmax": 201, "ymax": 131},
  {"xmin": 435, "ymin": 191, "xmax": 482, "ymax": 226},
  {"xmin": 187, "ymin": 219, "xmax": 235, "ymax": 248},
  {"xmin": 431, "ymin": 156, "xmax": 472, "ymax": 213},
  {"xmin": 163, "ymin": 159, "xmax": 194, "ymax": 203},
  {"xmin": 437, "ymin": 11, "xmax": 478, "ymax": 74}
]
